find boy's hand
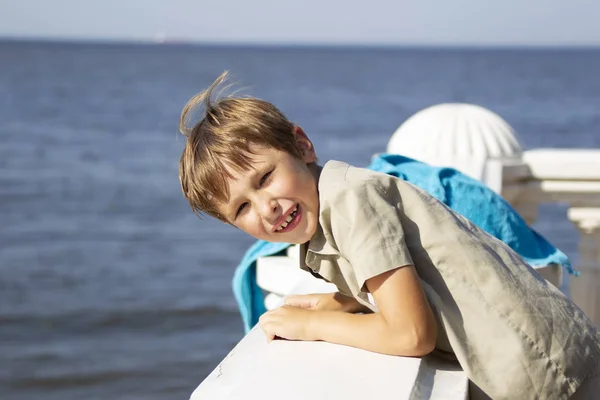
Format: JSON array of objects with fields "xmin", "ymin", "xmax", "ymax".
[
  {"xmin": 284, "ymin": 293, "xmax": 337, "ymax": 310},
  {"xmin": 259, "ymin": 305, "xmax": 315, "ymax": 342},
  {"xmin": 285, "ymin": 292, "xmax": 370, "ymax": 314}
]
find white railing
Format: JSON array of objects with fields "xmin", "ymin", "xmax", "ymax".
[
  {"xmin": 192, "ymin": 287, "xmax": 469, "ymax": 400},
  {"xmin": 504, "ymin": 148, "xmax": 600, "ymax": 322}
]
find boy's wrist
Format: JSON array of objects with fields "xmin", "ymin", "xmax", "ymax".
[{"xmin": 304, "ymin": 311, "xmax": 320, "ymax": 341}]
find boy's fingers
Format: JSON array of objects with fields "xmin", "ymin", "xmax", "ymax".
[
  {"xmin": 284, "ymin": 295, "xmax": 302, "ymax": 303},
  {"xmin": 285, "ymin": 295, "xmax": 313, "ymax": 308},
  {"xmin": 284, "ymin": 295, "xmax": 303, "ymax": 307},
  {"xmin": 259, "ymin": 321, "xmax": 275, "ymax": 342}
]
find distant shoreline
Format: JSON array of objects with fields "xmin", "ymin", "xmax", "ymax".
[{"xmin": 1, "ymin": 36, "xmax": 599, "ymax": 51}]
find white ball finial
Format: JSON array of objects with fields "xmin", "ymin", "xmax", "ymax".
[{"xmin": 386, "ymin": 103, "xmax": 523, "ymax": 183}]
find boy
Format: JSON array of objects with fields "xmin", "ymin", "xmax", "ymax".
[{"xmin": 179, "ymin": 72, "xmax": 600, "ymax": 399}]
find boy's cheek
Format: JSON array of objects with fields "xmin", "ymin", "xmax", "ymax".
[
  {"xmin": 239, "ymin": 220, "xmax": 268, "ymax": 240},
  {"xmin": 240, "ymin": 224, "xmax": 258, "ymax": 237}
]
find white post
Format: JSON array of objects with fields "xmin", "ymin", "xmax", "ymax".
[{"xmin": 567, "ymin": 207, "xmax": 600, "ymax": 324}]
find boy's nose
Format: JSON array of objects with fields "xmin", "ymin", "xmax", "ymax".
[{"xmin": 258, "ymin": 197, "xmax": 280, "ymax": 222}]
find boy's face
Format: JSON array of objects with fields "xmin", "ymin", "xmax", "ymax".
[{"xmin": 218, "ymin": 127, "xmax": 320, "ymax": 244}]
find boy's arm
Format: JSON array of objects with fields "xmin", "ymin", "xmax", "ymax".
[{"xmin": 259, "ymin": 265, "xmax": 437, "ymax": 357}]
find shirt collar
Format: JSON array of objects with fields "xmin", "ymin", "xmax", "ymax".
[
  {"xmin": 299, "ymin": 226, "xmax": 339, "ymax": 272},
  {"xmin": 298, "ymin": 160, "xmax": 350, "ymax": 270},
  {"xmin": 305, "ymin": 223, "xmax": 338, "ymax": 255}
]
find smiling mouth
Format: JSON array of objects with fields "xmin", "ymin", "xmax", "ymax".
[{"xmin": 275, "ymin": 204, "xmax": 299, "ymax": 232}]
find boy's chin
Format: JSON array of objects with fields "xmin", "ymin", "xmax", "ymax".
[
  {"xmin": 253, "ymin": 234, "xmax": 307, "ymax": 245},
  {"xmin": 268, "ymin": 236, "xmax": 302, "ymax": 244}
]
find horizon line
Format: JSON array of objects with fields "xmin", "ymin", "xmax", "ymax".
[{"xmin": 1, "ymin": 35, "xmax": 600, "ymax": 50}]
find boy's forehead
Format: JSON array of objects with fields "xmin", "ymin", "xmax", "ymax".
[
  {"xmin": 223, "ymin": 158, "xmax": 263, "ymax": 180},
  {"xmin": 213, "ymin": 163, "xmax": 256, "ymax": 219},
  {"xmin": 216, "ymin": 144, "xmax": 273, "ymax": 204},
  {"xmin": 220, "ymin": 160, "xmax": 262, "ymax": 200}
]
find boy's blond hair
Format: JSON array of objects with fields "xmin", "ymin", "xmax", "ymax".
[{"xmin": 179, "ymin": 71, "xmax": 302, "ymax": 221}]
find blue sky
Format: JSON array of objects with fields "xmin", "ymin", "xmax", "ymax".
[{"xmin": 1, "ymin": 0, "xmax": 599, "ymax": 46}]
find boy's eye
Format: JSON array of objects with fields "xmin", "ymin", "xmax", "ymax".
[
  {"xmin": 259, "ymin": 170, "xmax": 273, "ymax": 187},
  {"xmin": 236, "ymin": 202, "xmax": 248, "ymax": 218}
]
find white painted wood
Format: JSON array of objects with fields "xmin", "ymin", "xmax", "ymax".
[
  {"xmin": 523, "ymin": 149, "xmax": 600, "ymax": 180},
  {"xmin": 192, "ymin": 326, "xmax": 469, "ymax": 400},
  {"xmin": 535, "ymin": 265, "xmax": 562, "ymax": 288},
  {"xmin": 257, "ymin": 252, "xmax": 338, "ymax": 299},
  {"xmin": 568, "ymin": 208, "xmax": 600, "ymax": 323},
  {"xmin": 286, "ymin": 244, "xmax": 300, "ymax": 260},
  {"xmin": 263, "ymin": 292, "xmax": 284, "ymax": 310},
  {"xmin": 498, "ymin": 160, "xmax": 533, "ymax": 182},
  {"xmin": 256, "ymin": 256, "xmax": 313, "ymax": 295}
]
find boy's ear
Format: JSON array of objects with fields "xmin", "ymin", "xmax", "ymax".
[{"xmin": 293, "ymin": 126, "xmax": 317, "ymax": 163}]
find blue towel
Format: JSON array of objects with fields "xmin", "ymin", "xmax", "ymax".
[{"xmin": 233, "ymin": 154, "xmax": 574, "ymax": 332}]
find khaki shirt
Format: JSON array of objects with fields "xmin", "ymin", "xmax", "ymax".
[{"xmin": 299, "ymin": 160, "xmax": 600, "ymax": 400}]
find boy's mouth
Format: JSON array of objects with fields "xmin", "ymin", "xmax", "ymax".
[{"xmin": 275, "ymin": 204, "xmax": 300, "ymax": 233}]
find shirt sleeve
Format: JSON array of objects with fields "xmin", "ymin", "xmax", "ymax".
[{"xmin": 327, "ymin": 176, "xmax": 414, "ymax": 293}]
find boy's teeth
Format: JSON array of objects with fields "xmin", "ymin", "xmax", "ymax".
[{"xmin": 277, "ymin": 206, "xmax": 298, "ymax": 231}]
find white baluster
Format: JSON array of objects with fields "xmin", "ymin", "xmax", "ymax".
[{"xmin": 568, "ymin": 207, "xmax": 600, "ymax": 324}]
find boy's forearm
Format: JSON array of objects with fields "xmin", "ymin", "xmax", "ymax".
[{"xmin": 306, "ymin": 310, "xmax": 435, "ymax": 357}]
